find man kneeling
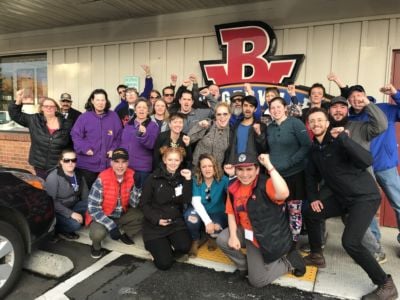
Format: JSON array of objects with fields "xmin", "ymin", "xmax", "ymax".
[
  {"xmin": 86, "ymin": 148, "xmax": 143, "ymax": 259},
  {"xmin": 218, "ymin": 153, "xmax": 305, "ymax": 287}
]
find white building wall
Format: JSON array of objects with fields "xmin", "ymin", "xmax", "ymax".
[{"xmin": 2, "ymin": 13, "xmax": 400, "ymax": 110}]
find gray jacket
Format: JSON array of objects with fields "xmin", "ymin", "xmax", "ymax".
[{"xmin": 45, "ymin": 167, "xmax": 89, "ymax": 218}]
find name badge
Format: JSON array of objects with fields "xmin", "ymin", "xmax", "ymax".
[
  {"xmin": 244, "ymin": 229, "xmax": 254, "ymax": 241},
  {"xmin": 175, "ymin": 184, "xmax": 183, "ymax": 196}
]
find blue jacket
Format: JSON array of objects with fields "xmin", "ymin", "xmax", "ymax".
[{"xmin": 348, "ymin": 90, "xmax": 400, "ymax": 172}]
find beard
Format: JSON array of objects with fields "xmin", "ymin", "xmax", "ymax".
[
  {"xmin": 329, "ymin": 115, "xmax": 348, "ymax": 127},
  {"xmin": 232, "ymin": 107, "xmax": 242, "ymax": 116}
]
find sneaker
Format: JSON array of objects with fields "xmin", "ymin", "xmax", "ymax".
[
  {"xmin": 58, "ymin": 232, "xmax": 80, "ymax": 240},
  {"xmin": 303, "ymin": 252, "xmax": 326, "ymax": 268},
  {"xmin": 174, "ymin": 253, "xmax": 189, "ymax": 262},
  {"xmin": 361, "ymin": 274, "xmax": 398, "ymax": 300},
  {"xmin": 286, "ymin": 249, "xmax": 306, "ymax": 277},
  {"xmin": 90, "ymin": 246, "xmax": 103, "ymax": 259},
  {"xmin": 188, "ymin": 240, "xmax": 200, "ymax": 258},
  {"xmin": 120, "ymin": 233, "xmax": 135, "ymax": 245},
  {"xmin": 207, "ymin": 237, "xmax": 218, "ymax": 251},
  {"xmin": 374, "ymin": 252, "xmax": 387, "ymax": 265}
]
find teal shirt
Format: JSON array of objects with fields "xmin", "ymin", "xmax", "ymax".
[
  {"xmin": 267, "ymin": 117, "xmax": 311, "ymax": 177},
  {"xmin": 192, "ymin": 175, "xmax": 228, "ymax": 214}
]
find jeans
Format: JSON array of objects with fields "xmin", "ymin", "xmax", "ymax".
[
  {"xmin": 369, "ymin": 217, "xmax": 382, "ymax": 242},
  {"xmin": 184, "ymin": 206, "xmax": 227, "ymax": 240},
  {"xmin": 305, "ymin": 195, "xmax": 387, "ymax": 285},
  {"xmin": 55, "ymin": 200, "xmax": 88, "ymax": 234},
  {"xmin": 375, "ymin": 167, "xmax": 400, "ymax": 231}
]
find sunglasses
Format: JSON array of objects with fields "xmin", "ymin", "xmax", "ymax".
[
  {"xmin": 163, "ymin": 93, "xmax": 174, "ymax": 97},
  {"xmin": 61, "ymin": 100, "xmax": 72, "ymax": 103},
  {"xmin": 62, "ymin": 158, "xmax": 77, "ymax": 163},
  {"xmin": 118, "ymin": 90, "xmax": 126, "ymax": 94},
  {"xmin": 216, "ymin": 112, "xmax": 229, "ymax": 117}
]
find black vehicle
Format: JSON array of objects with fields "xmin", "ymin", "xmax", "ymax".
[{"xmin": 0, "ymin": 168, "xmax": 55, "ymax": 298}]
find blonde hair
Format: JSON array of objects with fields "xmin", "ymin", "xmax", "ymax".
[
  {"xmin": 195, "ymin": 153, "xmax": 223, "ymax": 185},
  {"xmin": 160, "ymin": 146, "xmax": 186, "ymax": 160},
  {"xmin": 214, "ymin": 101, "xmax": 231, "ymax": 114}
]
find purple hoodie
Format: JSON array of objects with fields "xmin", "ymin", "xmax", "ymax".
[
  {"xmin": 120, "ymin": 118, "xmax": 158, "ymax": 172},
  {"xmin": 71, "ymin": 110, "xmax": 122, "ymax": 172}
]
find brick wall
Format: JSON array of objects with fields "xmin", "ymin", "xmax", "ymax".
[{"xmin": 0, "ymin": 132, "xmax": 34, "ymax": 174}]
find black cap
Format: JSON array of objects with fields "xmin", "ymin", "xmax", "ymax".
[
  {"xmin": 330, "ymin": 96, "xmax": 348, "ymax": 107},
  {"xmin": 233, "ymin": 153, "xmax": 259, "ymax": 167},
  {"xmin": 60, "ymin": 93, "xmax": 72, "ymax": 102},
  {"xmin": 111, "ymin": 148, "xmax": 129, "ymax": 161},
  {"xmin": 230, "ymin": 91, "xmax": 246, "ymax": 102},
  {"xmin": 347, "ymin": 85, "xmax": 365, "ymax": 98}
]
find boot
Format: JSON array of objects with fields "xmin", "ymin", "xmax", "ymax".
[
  {"xmin": 189, "ymin": 240, "xmax": 200, "ymax": 257},
  {"xmin": 303, "ymin": 252, "xmax": 326, "ymax": 268},
  {"xmin": 361, "ymin": 275, "xmax": 398, "ymax": 300},
  {"xmin": 207, "ymin": 237, "xmax": 218, "ymax": 251},
  {"xmin": 286, "ymin": 249, "xmax": 306, "ymax": 277}
]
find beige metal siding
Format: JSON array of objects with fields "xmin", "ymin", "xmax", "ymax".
[{"xmin": 44, "ymin": 16, "xmax": 400, "ymax": 110}]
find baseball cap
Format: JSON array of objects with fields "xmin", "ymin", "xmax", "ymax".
[
  {"xmin": 111, "ymin": 148, "xmax": 129, "ymax": 161},
  {"xmin": 60, "ymin": 93, "xmax": 72, "ymax": 102},
  {"xmin": 233, "ymin": 153, "xmax": 259, "ymax": 167},
  {"xmin": 330, "ymin": 96, "xmax": 348, "ymax": 107},
  {"xmin": 347, "ymin": 85, "xmax": 365, "ymax": 98}
]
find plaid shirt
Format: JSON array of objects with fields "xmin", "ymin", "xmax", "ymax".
[{"xmin": 88, "ymin": 177, "xmax": 138, "ymax": 231}]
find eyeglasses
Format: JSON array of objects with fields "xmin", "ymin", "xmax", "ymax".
[
  {"xmin": 216, "ymin": 112, "xmax": 229, "ymax": 117},
  {"xmin": 163, "ymin": 93, "xmax": 174, "ymax": 97},
  {"xmin": 233, "ymin": 98, "xmax": 243, "ymax": 102},
  {"xmin": 62, "ymin": 158, "xmax": 77, "ymax": 163},
  {"xmin": 205, "ymin": 187, "xmax": 211, "ymax": 202},
  {"xmin": 42, "ymin": 105, "xmax": 57, "ymax": 109}
]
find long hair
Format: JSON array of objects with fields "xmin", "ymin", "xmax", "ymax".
[
  {"xmin": 194, "ymin": 153, "xmax": 223, "ymax": 185},
  {"xmin": 84, "ymin": 89, "xmax": 111, "ymax": 112},
  {"xmin": 38, "ymin": 97, "xmax": 60, "ymax": 114}
]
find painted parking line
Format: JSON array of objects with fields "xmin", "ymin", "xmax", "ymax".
[{"xmin": 35, "ymin": 251, "xmax": 123, "ymax": 300}]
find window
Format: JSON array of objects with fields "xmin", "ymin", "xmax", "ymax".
[{"xmin": 0, "ymin": 54, "xmax": 47, "ymax": 110}]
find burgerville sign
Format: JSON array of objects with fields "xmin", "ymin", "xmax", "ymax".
[{"xmin": 200, "ymin": 21, "xmax": 314, "ymax": 107}]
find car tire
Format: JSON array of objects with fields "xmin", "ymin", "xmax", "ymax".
[{"xmin": 0, "ymin": 220, "xmax": 25, "ymax": 299}]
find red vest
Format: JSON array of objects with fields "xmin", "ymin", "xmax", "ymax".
[{"xmin": 85, "ymin": 167, "xmax": 135, "ymax": 226}]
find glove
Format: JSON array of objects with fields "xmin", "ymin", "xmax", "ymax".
[{"xmin": 109, "ymin": 227, "xmax": 122, "ymax": 240}]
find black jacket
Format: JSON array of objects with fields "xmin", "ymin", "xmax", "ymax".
[
  {"xmin": 228, "ymin": 175, "xmax": 292, "ymax": 264},
  {"xmin": 62, "ymin": 107, "xmax": 81, "ymax": 126},
  {"xmin": 306, "ymin": 131, "xmax": 380, "ymax": 204},
  {"xmin": 9, "ymin": 101, "xmax": 73, "ymax": 171},
  {"xmin": 152, "ymin": 130, "xmax": 193, "ymax": 170},
  {"xmin": 140, "ymin": 165, "xmax": 192, "ymax": 242}
]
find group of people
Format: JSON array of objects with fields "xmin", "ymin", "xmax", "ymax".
[{"xmin": 8, "ymin": 69, "xmax": 400, "ymax": 299}]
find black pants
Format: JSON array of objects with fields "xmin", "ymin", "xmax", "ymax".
[
  {"xmin": 78, "ymin": 168, "xmax": 99, "ymax": 190},
  {"xmin": 144, "ymin": 229, "xmax": 191, "ymax": 270},
  {"xmin": 305, "ymin": 195, "xmax": 387, "ymax": 285}
]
